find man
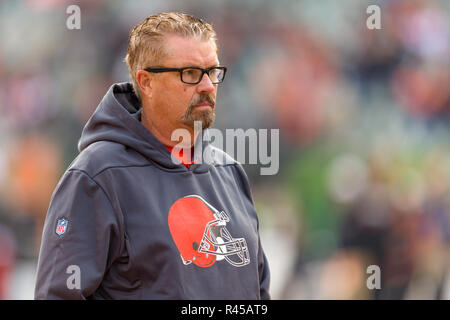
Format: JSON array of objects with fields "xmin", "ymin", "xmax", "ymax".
[{"xmin": 35, "ymin": 12, "xmax": 270, "ymax": 299}]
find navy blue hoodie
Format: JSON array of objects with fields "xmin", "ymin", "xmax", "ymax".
[{"xmin": 34, "ymin": 82, "xmax": 271, "ymax": 299}]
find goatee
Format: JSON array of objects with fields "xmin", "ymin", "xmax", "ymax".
[{"xmin": 180, "ymin": 94, "xmax": 216, "ymax": 129}]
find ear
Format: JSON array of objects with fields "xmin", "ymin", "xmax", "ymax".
[{"xmin": 136, "ymin": 69, "xmax": 153, "ymax": 98}]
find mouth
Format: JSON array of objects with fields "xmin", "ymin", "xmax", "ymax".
[{"xmin": 194, "ymin": 101, "xmax": 213, "ymax": 110}]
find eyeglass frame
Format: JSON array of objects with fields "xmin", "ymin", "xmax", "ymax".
[{"xmin": 144, "ymin": 66, "xmax": 227, "ymax": 84}]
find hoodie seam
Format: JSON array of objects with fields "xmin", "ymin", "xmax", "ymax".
[
  {"xmin": 93, "ymin": 163, "xmax": 190, "ymax": 176},
  {"xmin": 80, "ymin": 162, "xmax": 240, "ymax": 177}
]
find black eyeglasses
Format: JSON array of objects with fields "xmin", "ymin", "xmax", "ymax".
[{"xmin": 144, "ymin": 66, "xmax": 227, "ymax": 84}]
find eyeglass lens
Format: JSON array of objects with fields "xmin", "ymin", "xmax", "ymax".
[{"xmin": 181, "ymin": 68, "xmax": 224, "ymax": 84}]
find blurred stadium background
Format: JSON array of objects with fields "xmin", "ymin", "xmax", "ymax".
[{"xmin": 0, "ymin": 0, "xmax": 449, "ymax": 299}]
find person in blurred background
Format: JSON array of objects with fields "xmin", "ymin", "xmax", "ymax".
[{"xmin": 34, "ymin": 12, "xmax": 270, "ymax": 300}]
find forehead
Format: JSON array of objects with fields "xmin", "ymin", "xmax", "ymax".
[{"xmin": 162, "ymin": 35, "xmax": 219, "ymax": 67}]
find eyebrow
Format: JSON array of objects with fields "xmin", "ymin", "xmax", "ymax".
[
  {"xmin": 181, "ymin": 61, "xmax": 220, "ymax": 68},
  {"xmin": 182, "ymin": 64, "xmax": 221, "ymax": 69}
]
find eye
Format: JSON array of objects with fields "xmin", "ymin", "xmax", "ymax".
[
  {"xmin": 184, "ymin": 69, "xmax": 196, "ymax": 75},
  {"xmin": 209, "ymin": 68, "xmax": 224, "ymax": 82},
  {"xmin": 183, "ymin": 69, "xmax": 199, "ymax": 77},
  {"xmin": 181, "ymin": 68, "xmax": 202, "ymax": 83}
]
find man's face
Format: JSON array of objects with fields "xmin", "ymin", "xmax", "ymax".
[{"xmin": 149, "ymin": 35, "xmax": 219, "ymax": 132}]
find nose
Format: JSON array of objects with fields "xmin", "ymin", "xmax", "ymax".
[{"xmin": 196, "ymin": 72, "xmax": 215, "ymax": 94}]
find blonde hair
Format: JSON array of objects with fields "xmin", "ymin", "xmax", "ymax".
[{"xmin": 124, "ymin": 12, "xmax": 218, "ymax": 100}]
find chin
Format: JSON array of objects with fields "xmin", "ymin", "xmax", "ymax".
[
  {"xmin": 198, "ymin": 111, "xmax": 215, "ymax": 129},
  {"xmin": 182, "ymin": 110, "xmax": 215, "ymax": 129}
]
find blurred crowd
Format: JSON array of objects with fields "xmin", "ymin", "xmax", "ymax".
[{"xmin": 0, "ymin": 0, "xmax": 449, "ymax": 299}]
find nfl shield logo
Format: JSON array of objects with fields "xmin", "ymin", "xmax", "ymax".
[{"xmin": 56, "ymin": 218, "xmax": 68, "ymax": 235}]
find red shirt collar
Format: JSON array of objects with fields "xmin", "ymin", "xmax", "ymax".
[{"xmin": 165, "ymin": 145, "xmax": 198, "ymax": 168}]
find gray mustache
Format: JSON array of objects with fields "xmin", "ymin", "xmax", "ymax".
[{"xmin": 191, "ymin": 94, "xmax": 215, "ymax": 109}]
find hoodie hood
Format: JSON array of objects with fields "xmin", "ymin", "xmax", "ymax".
[{"xmin": 78, "ymin": 82, "xmax": 213, "ymax": 173}]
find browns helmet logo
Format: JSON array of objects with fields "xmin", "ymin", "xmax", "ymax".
[{"xmin": 168, "ymin": 195, "xmax": 250, "ymax": 268}]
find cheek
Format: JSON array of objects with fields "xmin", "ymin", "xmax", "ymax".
[
  {"xmin": 180, "ymin": 86, "xmax": 198, "ymax": 107},
  {"xmin": 166, "ymin": 86, "xmax": 196, "ymax": 118},
  {"xmin": 156, "ymin": 81, "xmax": 188, "ymax": 110}
]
